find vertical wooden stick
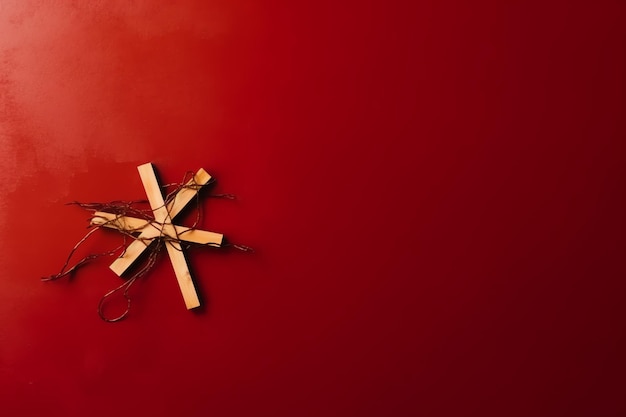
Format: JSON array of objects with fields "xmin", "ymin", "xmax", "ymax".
[{"xmin": 135, "ymin": 163, "xmax": 200, "ymax": 309}]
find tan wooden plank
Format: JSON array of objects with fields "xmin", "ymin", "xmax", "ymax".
[
  {"xmin": 136, "ymin": 163, "xmax": 200, "ymax": 309},
  {"xmin": 165, "ymin": 168, "xmax": 212, "ymax": 218},
  {"xmin": 109, "ymin": 236, "xmax": 159, "ymax": 275},
  {"xmin": 91, "ymin": 211, "xmax": 151, "ymax": 231},
  {"xmin": 110, "ymin": 234, "xmax": 155, "ymax": 276},
  {"xmin": 164, "ymin": 225, "xmax": 223, "ymax": 246},
  {"xmin": 93, "ymin": 212, "xmax": 223, "ymax": 246},
  {"xmin": 137, "ymin": 163, "xmax": 169, "ymax": 223},
  {"xmin": 164, "ymin": 240, "xmax": 200, "ymax": 309}
]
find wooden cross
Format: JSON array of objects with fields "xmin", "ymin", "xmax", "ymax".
[{"xmin": 90, "ymin": 163, "xmax": 223, "ymax": 309}]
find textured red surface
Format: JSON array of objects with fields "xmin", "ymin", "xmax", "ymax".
[{"xmin": 1, "ymin": 1, "xmax": 625, "ymax": 416}]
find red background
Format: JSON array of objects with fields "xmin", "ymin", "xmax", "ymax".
[{"xmin": 1, "ymin": 1, "xmax": 625, "ymax": 416}]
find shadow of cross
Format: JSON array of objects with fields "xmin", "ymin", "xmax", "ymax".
[{"xmin": 90, "ymin": 163, "xmax": 223, "ymax": 309}]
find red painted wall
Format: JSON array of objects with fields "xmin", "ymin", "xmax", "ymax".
[{"xmin": 1, "ymin": 1, "xmax": 624, "ymax": 416}]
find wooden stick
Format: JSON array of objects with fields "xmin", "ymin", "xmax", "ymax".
[
  {"xmin": 136, "ymin": 163, "xmax": 200, "ymax": 309},
  {"xmin": 91, "ymin": 212, "xmax": 151, "ymax": 232},
  {"xmin": 164, "ymin": 239, "xmax": 199, "ymax": 309},
  {"xmin": 164, "ymin": 225, "xmax": 223, "ymax": 246},
  {"xmin": 92, "ymin": 212, "xmax": 223, "ymax": 246}
]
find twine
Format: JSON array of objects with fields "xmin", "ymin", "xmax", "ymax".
[{"xmin": 43, "ymin": 173, "xmax": 252, "ymax": 322}]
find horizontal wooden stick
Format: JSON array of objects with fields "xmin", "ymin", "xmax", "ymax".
[
  {"xmin": 91, "ymin": 212, "xmax": 150, "ymax": 231},
  {"xmin": 92, "ymin": 212, "xmax": 223, "ymax": 246}
]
